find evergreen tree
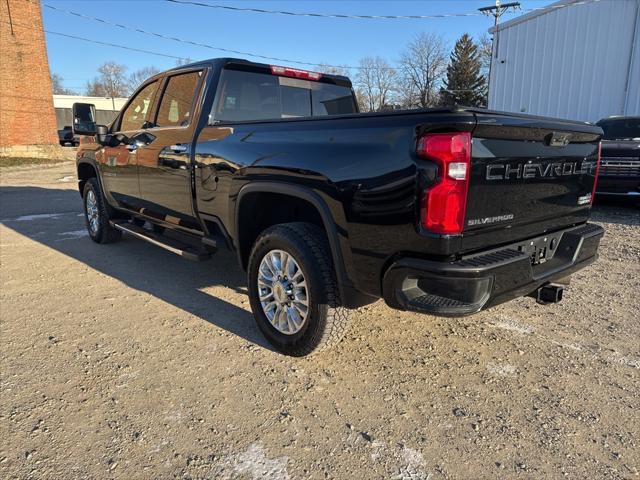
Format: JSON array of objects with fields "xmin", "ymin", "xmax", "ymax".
[{"xmin": 441, "ymin": 34, "xmax": 487, "ymax": 107}]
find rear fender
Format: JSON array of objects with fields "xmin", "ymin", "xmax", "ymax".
[{"xmin": 235, "ymin": 182, "xmax": 373, "ymax": 308}]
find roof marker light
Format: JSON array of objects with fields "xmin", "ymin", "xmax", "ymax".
[{"xmin": 270, "ymin": 65, "xmax": 322, "ymax": 81}]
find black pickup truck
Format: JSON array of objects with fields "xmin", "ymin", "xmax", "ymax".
[
  {"xmin": 72, "ymin": 58, "xmax": 604, "ymax": 356},
  {"xmin": 595, "ymin": 116, "xmax": 640, "ymax": 201}
]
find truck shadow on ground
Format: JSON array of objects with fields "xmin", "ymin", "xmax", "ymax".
[
  {"xmin": 0, "ymin": 185, "xmax": 274, "ymax": 351},
  {"xmin": 592, "ymin": 198, "xmax": 640, "ymax": 226}
]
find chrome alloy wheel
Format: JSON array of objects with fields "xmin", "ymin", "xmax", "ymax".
[
  {"xmin": 258, "ymin": 249, "xmax": 309, "ymax": 335},
  {"xmin": 85, "ymin": 190, "xmax": 99, "ymax": 235}
]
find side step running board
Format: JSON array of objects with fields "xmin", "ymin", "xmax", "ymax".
[{"xmin": 110, "ymin": 220, "xmax": 213, "ymax": 261}]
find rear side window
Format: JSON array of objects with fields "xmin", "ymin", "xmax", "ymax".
[
  {"xmin": 155, "ymin": 71, "xmax": 202, "ymax": 127},
  {"xmin": 211, "ymin": 69, "xmax": 357, "ymax": 123},
  {"xmin": 120, "ymin": 81, "xmax": 158, "ymax": 132}
]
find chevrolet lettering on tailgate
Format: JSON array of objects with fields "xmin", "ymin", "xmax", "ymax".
[{"xmin": 486, "ymin": 160, "xmax": 597, "ymax": 180}]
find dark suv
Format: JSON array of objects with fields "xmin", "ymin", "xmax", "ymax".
[
  {"xmin": 595, "ymin": 116, "xmax": 640, "ymax": 201},
  {"xmin": 58, "ymin": 126, "xmax": 79, "ymax": 147}
]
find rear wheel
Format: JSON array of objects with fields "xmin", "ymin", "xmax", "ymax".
[
  {"xmin": 247, "ymin": 222, "xmax": 351, "ymax": 356},
  {"xmin": 83, "ymin": 178, "xmax": 121, "ymax": 244}
]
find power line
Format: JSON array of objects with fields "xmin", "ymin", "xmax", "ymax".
[
  {"xmin": 48, "ymin": 31, "xmax": 187, "ymax": 60},
  {"xmin": 479, "ymin": 0, "xmax": 521, "ymax": 107},
  {"xmin": 0, "ymin": 19, "xmax": 188, "ymax": 61},
  {"xmin": 36, "ymin": 2, "xmax": 392, "ymax": 71},
  {"xmin": 164, "ymin": 0, "xmax": 604, "ymax": 20},
  {"xmin": 164, "ymin": 0, "xmax": 484, "ymax": 20},
  {"xmin": 27, "ymin": 0, "xmax": 605, "ymax": 75},
  {"xmin": 39, "ymin": 2, "xmax": 376, "ymax": 70}
]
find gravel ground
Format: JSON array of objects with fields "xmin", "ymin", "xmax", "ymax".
[{"xmin": 1, "ymin": 163, "xmax": 639, "ymax": 480}]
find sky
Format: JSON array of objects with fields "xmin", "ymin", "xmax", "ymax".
[{"xmin": 41, "ymin": 0, "xmax": 551, "ymax": 92}]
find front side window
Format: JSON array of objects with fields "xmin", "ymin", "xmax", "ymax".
[
  {"xmin": 120, "ymin": 81, "xmax": 158, "ymax": 132},
  {"xmin": 155, "ymin": 71, "xmax": 202, "ymax": 127},
  {"xmin": 211, "ymin": 69, "xmax": 357, "ymax": 123}
]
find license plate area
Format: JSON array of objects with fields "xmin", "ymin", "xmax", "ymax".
[{"xmin": 516, "ymin": 234, "xmax": 563, "ymax": 266}]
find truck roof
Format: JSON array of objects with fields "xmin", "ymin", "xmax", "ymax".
[{"xmin": 165, "ymin": 57, "xmax": 353, "ymax": 86}]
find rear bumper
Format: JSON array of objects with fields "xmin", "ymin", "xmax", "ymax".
[{"xmin": 382, "ymin": 223, "xmax": 604, "ymax": 316}]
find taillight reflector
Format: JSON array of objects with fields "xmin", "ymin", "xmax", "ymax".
[
  {"xmin": 417, "ymin": 132, "xmax": 472, "ymax": 235},
  {"xmin": 270, "ymin": 65, "xmax": 322, "ymax": 81},
  {"xmin": 590, "ymin": 141, "xmax": 602, "ymax": 205}
]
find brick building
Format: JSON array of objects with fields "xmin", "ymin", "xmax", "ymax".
[{"xmin": 0, "ymin": 0, "xmax": 60, "ymax": 157}]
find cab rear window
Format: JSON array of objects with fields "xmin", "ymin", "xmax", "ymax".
[{"xmin": 211, "ymin": 69, "xmax": 357, "ymax": 123}]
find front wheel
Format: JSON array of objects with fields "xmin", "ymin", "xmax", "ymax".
[
  {"xmin": 247, "ymin": 222, "xmax": 352, "ymax": 356},
  {"xmin": 83, "ymin": 178, "xmax": 122, "ymax": 244}
]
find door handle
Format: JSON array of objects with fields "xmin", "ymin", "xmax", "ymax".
[{"xmin": 169, "ymin": 144, "xmax": 187, "ymax": 153}]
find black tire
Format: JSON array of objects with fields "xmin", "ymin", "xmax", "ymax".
[
  {"xmin": 83, "ymin": 177, "xmax": 122, "ymax": 244},
  {"xmin": 247, "ymin": 222, "xmax": 351, "ymax": 356}
]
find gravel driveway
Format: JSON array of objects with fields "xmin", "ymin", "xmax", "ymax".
[{"xmin": 1, "ymin": 163, "xmax": 638, "ymax": 479}]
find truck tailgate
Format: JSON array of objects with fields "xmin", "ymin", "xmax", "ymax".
[{"xmin": 462, "ymin": 112, "xmax": 601, "ymax": 252}]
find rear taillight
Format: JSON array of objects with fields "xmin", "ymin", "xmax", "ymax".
[
  {"xmin": 417, "ymin": 132, "xmax": 472, "ymax": 235},
  {"xmin": 590, "ymin": 141, "xmax": 602, "ymax": 205},
  {"xmin": 270, "ymin": 65, "xmax": 322, "ymax": 81}
]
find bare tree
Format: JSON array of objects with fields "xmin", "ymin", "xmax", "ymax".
[
  {"xmin": 175, "ymin": 57, "xmax": 193, "ymax": 67},
  {"xmin": 85, "ymin": 79, "xmax": 107, "ymax": 97},
  {"xmin": 354, "ymin": 57, "xmax": 397, "ymax": 112},
  {"xmin": 50, "ymin": 72, "xmax": 76, "ymax": 95},
  {"xmin": 477, "ymin": 34, "xmax": 492, "ymax": 105},
  {"xmin": 85, "ymin": 62, "xmax": 129, "ymax": 98},
  {"xmin": 316, "ymin": 63, "xmax": 351, "ymax": 77},
  {"xmin": 128, "ymin": 66, "xmax": 160, "ymax": 93},
  {"xmin": 478, "ymin": 34, "xmax": 493, "ymax": 79},
  {"xmin": 398, "ymin": 33, "xmax": 448, "ymax": 109},
  {"xmin": 396, "ymin": 76, "xmax": 419, "ymax": 110}
]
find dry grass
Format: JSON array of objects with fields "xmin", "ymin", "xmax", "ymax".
[{"xmin": 0, "ymin": 157, "xmax": 71, "ymax": 168}]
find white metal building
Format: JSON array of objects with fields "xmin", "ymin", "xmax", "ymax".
[
  {"xmin": 52, "ymin": 95, "xmax": 128, "ymax": 130},
  {"xmin": 53, "ymin": 95, "xmax": 128, "ymax": 111},
  {"xmin": 488, "ymin": 0, "xmax": 640, "ymax": 122}
]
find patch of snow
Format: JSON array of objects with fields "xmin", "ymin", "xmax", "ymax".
[
  {"xmin": 213, "ymin": 443, "xmax": 289, "ymax": 480},
  {"xmin": 487, "ymin": 362, "xmax": 517, "ymax": 377},
  {"xmin": 549, "ymin": 339, "xmax": 582, "ymax": 351},
  {"xmin": 491, "ymin": 318, "xmax": 534, "ymax": 335},
  {"xmin": 58, "ymin": 230, "xmax": 89, "ymax": 239},
  {"xmin": 607, "ymin": 352, "xmax": 640, "ymax": 369},
  {"xmin": 367, "ymin": 439, "xmax": 430, "ymax": 480},
  {"xmin": 3, "ymin": 213, "xmax": 65, "ymax": 222},
  {"xmin": 397, "ymin": 447, "xmax": 430, "ymax": 480},
  {"xmin": 370, "ymin": 440, "xmax": 386, "ymax": 461}
]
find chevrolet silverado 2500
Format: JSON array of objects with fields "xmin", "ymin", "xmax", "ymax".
[{"xmin": 72, "ymin": 58, "xmax": 604, "ymax": 356}]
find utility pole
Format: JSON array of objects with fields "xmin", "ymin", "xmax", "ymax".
[{"xmin": 479, "ymin": 0, "xmax": 520, "ymax": 106}]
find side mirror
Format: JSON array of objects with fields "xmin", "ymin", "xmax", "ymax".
[
  {"xmin": 96, "ymin": 124, "xmax": 109, "ymax": 145},
  {"xmin": 72, "ymin": 103, "xmax": 97, "ymax": 135}
]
